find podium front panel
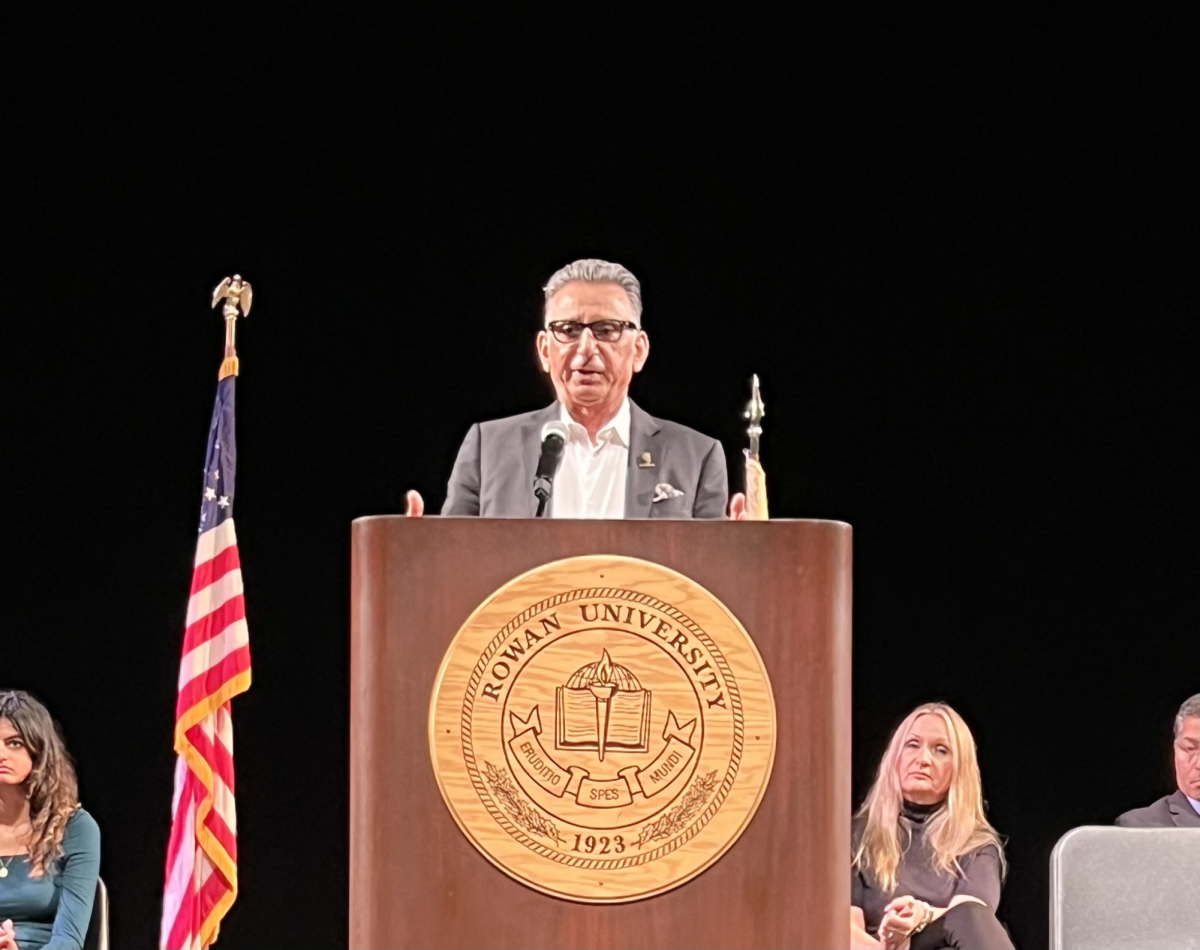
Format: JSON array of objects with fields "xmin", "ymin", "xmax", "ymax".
[{"xmin": 351, "ymin": 517, "xmax": 851, "ymax": 949}]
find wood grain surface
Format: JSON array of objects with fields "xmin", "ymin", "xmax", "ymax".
[
  {"xmin": 351, "ymin": 518, "xmax": 851, "ymax": 949},
  {"xmin": 428, "ymin": 555, "xmax": 777, "ymax": 902}
]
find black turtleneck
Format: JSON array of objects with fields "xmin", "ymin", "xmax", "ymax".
[{"xmin": 902, "ymin": 799, "xmax": 945, "ymax": 823}]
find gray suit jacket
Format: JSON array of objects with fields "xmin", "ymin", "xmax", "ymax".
[
  {"xmin": 1116, "ymin": 789, "xmax": 1200, "ymax": 828},
  {"xmin": 441, "ymin": 400, "xmax": 728, "ymax": 518}
]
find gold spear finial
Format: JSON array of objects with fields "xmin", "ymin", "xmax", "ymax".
[{"xmin": 211, "ymin": 274, "xmax": 253, "ymax": 379}]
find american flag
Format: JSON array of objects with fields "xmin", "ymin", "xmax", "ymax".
[{"xmin": 161, "ymin": 372, "xmax": 251, "ymax": 949}]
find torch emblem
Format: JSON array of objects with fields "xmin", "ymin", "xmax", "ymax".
[{"xmin": 555, "ymin": 649, "xmax": 651, "ymax": 761}]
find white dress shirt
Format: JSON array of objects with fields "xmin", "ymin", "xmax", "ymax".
[{"xmin": 550, "ymin": 399, "xmax": 630, "ymax": 519}]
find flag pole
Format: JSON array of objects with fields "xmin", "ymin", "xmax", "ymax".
[{"xmin": 161, "ymin": 276, "xmax": 254, "ymax": 950}]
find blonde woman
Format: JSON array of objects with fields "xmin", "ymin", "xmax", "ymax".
[{"xmin": 850, "ymin": 703, "xmax": 1013, "ymax": 950}]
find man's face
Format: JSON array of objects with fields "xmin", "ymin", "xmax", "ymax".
[
  {"xmin": 1175, "ymin": 715, "xmax": 1199, "ymax": 799},
  {"xmin": 537, "ymin": 281, "xmax": 649, "ymax": 418}
]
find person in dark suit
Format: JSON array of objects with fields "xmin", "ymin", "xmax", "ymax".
[
  {"xmin": 405, "ymin": 259, "xmax": 749, "ymax": 519},
  {"xmin": 438, "ymin": 398, "xmax": 729, "ymax": 518},
  {"xmin": 1116, "ymin": 693, "xmax": 1200, "ymax": 828}
]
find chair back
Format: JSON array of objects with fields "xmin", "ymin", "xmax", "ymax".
[
  {"xmin": 82, "ymin": 876, "xmax": 109, "ymax": 950},
  {"xmin": 1049, "ymin": 826, "xmax": 1200, "ymax": 949}
]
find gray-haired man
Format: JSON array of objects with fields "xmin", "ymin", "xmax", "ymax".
[
  {"xmin": 405, "ymin": 259, "xmax": 747, "ymax": 519},
  {"xmin": 1116, "ymin": 694, "xmax": 1200, "ymax": 827}
]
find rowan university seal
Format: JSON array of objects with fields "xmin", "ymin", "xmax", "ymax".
[{"xmin": 429, "ymin": 555, "xmax": 776, "ymax": 902}]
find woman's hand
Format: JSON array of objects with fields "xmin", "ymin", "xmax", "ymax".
[
  {"xmin": 877, "ymin": 896, "xmax": 926, "ymax": 948},
  {"xmin": 0, "ymin": 918, "xmax": 19, "ymax": 950},
  {"xmin": 850, "ymin": 906, "xmax": 883, "ymax": 949}
]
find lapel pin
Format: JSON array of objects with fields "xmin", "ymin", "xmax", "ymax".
[{"xmin": 638, "ymin": 452, "xmax": 655, "ymax": 468}]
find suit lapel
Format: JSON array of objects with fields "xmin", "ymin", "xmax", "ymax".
[
  {"xmin": 521, "ymin": 403, "xmax": 561, "ymax": 517},
  {"xmin": 625, "ymin": 400, "xmax": 663, "ymax": 518},
  {"xmin": 1168, "ymin": 789, "xmax": 1199, "ymax": 827}
]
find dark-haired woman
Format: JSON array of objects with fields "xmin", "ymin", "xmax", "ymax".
[
  {"xmin": 850, "ymin": 702, "xmax": 1013, "ymax": 950},
  {"xmin": 0, "ymin": 691, "xmax": 100, "ymax": 950}
]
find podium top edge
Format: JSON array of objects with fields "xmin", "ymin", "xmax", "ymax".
[{"xmin": 351, "ymin": 515, "xmax": 852, "ymax": 530}]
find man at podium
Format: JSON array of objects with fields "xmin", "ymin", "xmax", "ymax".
[{"xmin": 406, "ymin": 258, "xmax": 747, "ymax": 519}]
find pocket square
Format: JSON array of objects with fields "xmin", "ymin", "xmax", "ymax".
[{"xmin": 652, "ymin": 482, "xmax": 685, "ymax": 502}]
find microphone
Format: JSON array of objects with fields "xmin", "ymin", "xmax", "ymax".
[{"xmin": 533, "ymin": 421, "xmax": 570, "ymax": 517}]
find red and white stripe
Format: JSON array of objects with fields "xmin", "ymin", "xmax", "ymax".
[{"xmin": 161, "ymin": 519, "xmax": 251, "ymax": 950}]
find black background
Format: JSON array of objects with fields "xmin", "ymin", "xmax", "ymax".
[{"xmin": 7, "ymin": 10, "xmax": 1192, "ymax": 949}]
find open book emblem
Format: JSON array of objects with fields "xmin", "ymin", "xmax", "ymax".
[
  {"xmin": 507, "ymin": 647, "xmax": 699, "ymax": 810},
  {"xmin": 556, "ymin": 649, "xmax": 651, "ymax": 760}
]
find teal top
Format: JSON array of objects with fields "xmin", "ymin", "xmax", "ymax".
[{"xmin": 0, "ymin": 809, "xmax": 100, "ymax": 950}]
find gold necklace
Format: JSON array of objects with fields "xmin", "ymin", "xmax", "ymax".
[{"xmin": 0, "ymin": 855, "xmax": 14, "ymax": 879}]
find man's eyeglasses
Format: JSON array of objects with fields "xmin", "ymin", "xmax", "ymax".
[{"xmin": 546, "ymin": 320, "xmax": 639, "ymax": 344}]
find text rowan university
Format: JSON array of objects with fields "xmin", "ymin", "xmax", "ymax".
[{"xmin": 479, "ymin": 603, "xmax": 727, "ymax": 710}]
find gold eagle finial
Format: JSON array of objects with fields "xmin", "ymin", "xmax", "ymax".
[{"xmin": 211, "ymin": 274, "xmax": 253, "ymax": 379}]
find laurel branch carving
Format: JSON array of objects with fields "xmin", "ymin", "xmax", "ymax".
[
  {"xmin": 636, "ymin": 770, "xmax": 719, "ymax": 849},
  {"xmin": 483, "ymin": 762, "xmax": 563, "ymax": 844}
]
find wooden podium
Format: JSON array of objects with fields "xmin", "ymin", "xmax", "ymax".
[{"xmin": 350, "ymin": 518, "xmax": 851, "ymax": 949}]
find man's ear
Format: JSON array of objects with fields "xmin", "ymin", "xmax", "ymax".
[
  {"xmin": 632, "ymin": 330, "xmax": 650, "ymax": 373},
  {"xmin": 535, "ymin": 330, "xmax": 552, "ymax": 372}
]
